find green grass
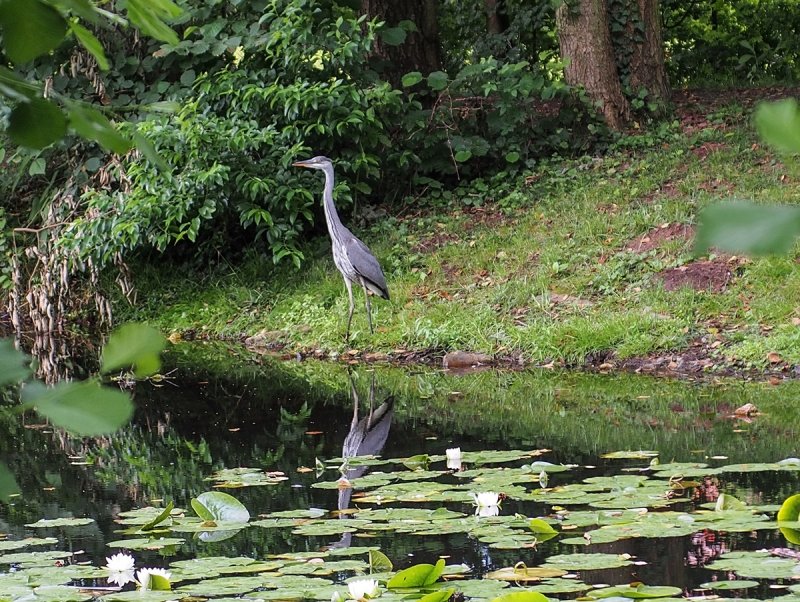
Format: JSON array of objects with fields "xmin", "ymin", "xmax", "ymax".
[{"xmin": 117, "ymin": 101, "xmax": 800, "ymax": 371}]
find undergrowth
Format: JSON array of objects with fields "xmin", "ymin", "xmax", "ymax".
[{"xmin": 115, "ymin": 100, "xmax": 800, "ymax": 371}]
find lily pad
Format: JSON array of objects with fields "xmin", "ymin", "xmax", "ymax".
[
  {"xmin": 191, "ymin": 491, "xmax": 250, "ymax": 522},
  {"xmin": 486, "ymin": 565, "xmax": 567, "ymax": 581},
  {"xmin": 586, "ymin": 583, "xmax": 682, "ymax": 599},
  {"xmin": 25, "ymin": 518, "xmax": 95, "ymax": 528},
  {"xmin": 106, "ymin": 537, "xmax": 185, "ymax": 550},
  {"xmin": 0, "ymin": 537, "xmax": 58, "ymax": 551},
  {"xmin": 543, "ymin": 553, "xmax": 634, "ymax": 570},
  {"xmin": 387, "ymin": 558, "xmax": 445, "ymax": 588},
  {"xmin": 700, "ymin": 579, "xmax": 759, "ymax": 590}
]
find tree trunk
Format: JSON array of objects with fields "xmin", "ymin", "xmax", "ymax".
[
  {"xmin": 556, "ymin": 0, "xmax": 630, "ymax": 130},
  {"xmin": 485, "ymin": 0, "xmax": 506, "ymax": 35},
  {"xmin": 361, "ymin": 0, "xmax": 441, "ymax": 86},
  {"xmin": 628, "ymin": 0, "xmax": 670, "ymax": 111}
]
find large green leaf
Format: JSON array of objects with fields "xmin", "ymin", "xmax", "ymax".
[
  {"xmin": 755, "ymin": 98, "xmax": 800, "ymax": 154},
  {"xmin": 386, "ymin": 558, "xmax": 445, "ymax": 588},
  {"xmin": 67, "ymin": 103, "xmax": 133, "ymax": 155},
  {"xmin": 0, "ymin": 66, "xmax": 36, "ymax": 102},
  {"xmin": 8, "ymin": 99, "xmax": 67, "ymax": 149},
  {"xmin": 70, "ymin": 21, "xmax": 109, "ymax": 70},
  {"xmin": 694, "ymin": 201, "xmax": 800, "ymax": 256},
  {"xmin": 0, "ymin": 0, "xmax": 67, "ymax": 63},
  {"xmin": 100, "ymin": 323, "xmax": 165, "ymax": 376},
  {"xmin": 427, "ymin": 71, "xmax": 449, "ymax": 91},
  {"xmin": 22, "ymin": 380, "xmax": 133, "ymax": 436},
  {"xmin": 0, "ymin": 339, "xmax": 29, "ymax": 387},
  {"xmin": 126, "ymin": 0, "xmax": 181, "ymax": 45},
  {"xmin": 778, "ymin": 493, "xmax": 800, "ymax": 544},
  {"xmin": 191, "ymin": 492, "xmax": 250, "ymax": 523}
]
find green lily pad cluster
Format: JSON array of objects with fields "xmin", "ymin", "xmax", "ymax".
[{"xmin": 7, "ymin": 448, "xmax": 800, "ymax": 601}]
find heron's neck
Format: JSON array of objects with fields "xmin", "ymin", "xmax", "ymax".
[{"xmin": 321, "ymin": 165, "xmax": 345, "ymax": 238}]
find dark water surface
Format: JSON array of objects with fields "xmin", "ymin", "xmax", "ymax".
[{"xmin": 3, "ymin": 342, "xmax": 800, "ymax": 599}]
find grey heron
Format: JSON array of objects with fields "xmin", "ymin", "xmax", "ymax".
[{"xmin": 292, "ymin": 156, "xmax": 389, "ymax": 339}]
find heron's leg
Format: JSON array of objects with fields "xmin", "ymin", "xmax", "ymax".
[
  {"xmin": 360, "ymin": 278, "xmax": 374, "ymax": 334},
  {"xmin": 344, "ymin": 277, "xmax": 355, "ymax": 341}
]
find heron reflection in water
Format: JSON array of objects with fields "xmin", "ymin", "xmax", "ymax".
[{"xmin": 329, "ymin": 371, "xmax": 394, "ymax": 549}]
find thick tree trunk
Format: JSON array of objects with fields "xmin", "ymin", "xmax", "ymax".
[
  {"xmin": 556, "ymin": 0, "xmax": 630, "ymax": 130},
  {"xmin": 361, "ymin": 0, "xmax": 441, "ymax": 85},
  {"xmin": 485, "ymin": 0, "xmax": 505, "ymax": 35},
  {"xmin": 628, "ymin": 0, "xmax": 670, "ymax": 111}
]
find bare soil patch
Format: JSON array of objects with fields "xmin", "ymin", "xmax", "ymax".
[
  {"xmin": 626, "ymin": 223, "xmax": 694, "ymax": 253},
  {"xmin": 657, "ymin": 259, "xmax": 731, "ymax": 293}
]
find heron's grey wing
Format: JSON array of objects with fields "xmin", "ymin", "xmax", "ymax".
[{"xmin": 344, "ymin": 235, "xmax": 389, "ymax": 299}]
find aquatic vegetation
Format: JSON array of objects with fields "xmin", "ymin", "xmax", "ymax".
[{"xmin": 7, "ymin": 445, "xmax": 800, "ymax": 600}]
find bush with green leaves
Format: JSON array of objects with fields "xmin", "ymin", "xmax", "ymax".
[{"xmin": 59, "ymin": 0, "xmax": 410, "ymax": 268}]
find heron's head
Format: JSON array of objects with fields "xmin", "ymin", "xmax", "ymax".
[{"xmin": 292, "ymin": 156, "xmax": 332, "ymax": 170}]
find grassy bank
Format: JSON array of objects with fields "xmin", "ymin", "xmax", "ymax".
[{"xmin": 118, "ymin": 91, "xmax": 800, "ymax": 374}]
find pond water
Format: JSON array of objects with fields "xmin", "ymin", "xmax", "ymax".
[{"xmin": 3, "ymin": 342, "xmax": 800, "ymax": 601}]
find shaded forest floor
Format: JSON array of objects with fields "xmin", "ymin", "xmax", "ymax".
[{"xmin": 119, "ymin": 87, "xmax": 800, "ymax": 378}]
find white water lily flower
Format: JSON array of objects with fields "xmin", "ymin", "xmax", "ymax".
[
  {"xmin": 477, "ymin": 504, "xmax": 500, "ymax": 517},
  {"xmin": 104, "ymin": 552, "xmax": 135, "ymax": 573},
  {"xmin": 472, "ymin": 491, "xmax": 501, "ymax": 513},
  {"xmin": 446, "ymin": 447, "xmax": 462, "ymax": 470},
  {"xmin": 136, "ymin": 567, "xmax": 172, "ymax": 590},
  {"xmin": 347, "ymin": 578, "xmax": 380, "ymax": 600},
  {"xmin": 445, "ymin": 447, "xmax": 461, "ymax": 460},
  {"xmin": 107, "ymin": 570, "xmax": 136, "ymax": 587}
]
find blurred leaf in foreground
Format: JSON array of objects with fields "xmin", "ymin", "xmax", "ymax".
[
  {"xmin": 694, "ymin": 201, "xmax": 800, "ymax": 256},
  {"xmin": 756, "ymin": 98, "xmax": 800, "ymax": 154}
]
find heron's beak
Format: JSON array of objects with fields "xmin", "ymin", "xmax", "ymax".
[{"xmin": 292, "ymin": 160, "xmax": 310, "ymax": 168}]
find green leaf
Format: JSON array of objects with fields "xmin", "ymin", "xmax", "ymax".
[
  {"xmin": 8, "ymin": 99, "xmax": 67, "ymax": 149},
  {"xmin": 141, "ymin": 502, "xmax": 174, "ymax": 531},
  {"xmin": 755, "ymin": 98, "xmax": 800, "ymax": 154},
  {"xmin": 132, "ymin": 131, "xmax": 169, "ymax": 172},
  {"xmin": 505, "ymin": 151, "xmax": 520, "ymax": 163},
  {"xmin": 70, "ymin": 21, "xmax": 109, "ymax": 70},
  {"xmin": 100, "ymin": 323, "xmax": 165, "ymax": 376},
  {"xmin": 529, "ymin": 518, "xmax": 557, "ymax": 535},
  {"xmin": 387, "ymin": 558, "xmax": 445, "ymax": 589},
  {"xmin": 148, "ymin": 573, "xmax": 171, "ymax": 591},
  {"xmin": 401, "ymin": 71, "xmax": 423, "ymax": 87},
  {"xmin": 0, "ymin": 0, "xmax": 68, "ymax": 63},
  {"xmin": 491, "ymin": 592, "xmax": 549, "ymax": 602},
  {"xmin": 380, "ymin": 27, "xmax": 406, "ymax": 46},
  {"xmin": 402, "ymin": 454, "xmax": 430, "ymax": 471},
  {"xmin": 778, "ymin": 493, "xmax": 800, "ymax": 544},
  {"xmin": 369, "ymin": 549, "xmax": 393, "ymax": 572},
  {"xmin": 0, "ymin": 462, "xmax": 20, "ymax": 503},
  {"xmin": 695, "ymin": 201, "xmax": 800, "ymax": 256},
  {"xmin": 0, "ymin": 339, "xmax": 30, "ymax": 387},
  {"xmin": 52, "ymin": 0, "xmax": 98, "ymax": 22},
  {"xmin": 191, "ymin": 491, "xmax": 250, "ymax": 522},
  {"xmin": 67, "ymin": 103, "xmax": 132, "ymax": 154},
  {"xmin": 126, "ymin": 0, "xmax": 181, "ymax": 45},
  {"xmin": 455, "ymin": 150, "xmax": 472, "ymax": 162},
  {"xmin": 419, "ymin": 589, "xmax": 456, "ymax": 602},
  {"xmin": 427, "ymin": 71, "xmax": 449, "ymax": 91},
  {"xmin": 22, "ymin": 380, "xmax": 133, "ymax": 436},
  {"xmin": 28, "ymin": 158, "xmax": 46, "ymax": 176},
  {"xmin": 0, "ymin": 67, "xmax": 36, "ymax": 102},
  {"xmin": 715, "ymin": 492, "xmax": 747, "ymax": 511}
]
